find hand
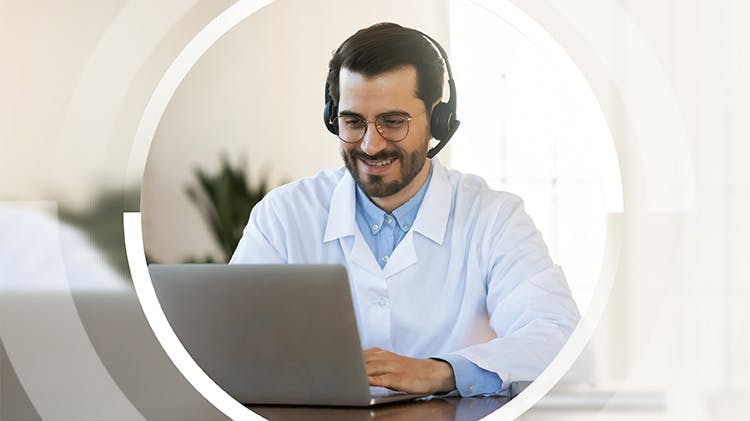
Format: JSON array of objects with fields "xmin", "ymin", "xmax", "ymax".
[{"xmin": 363, "ymin": 347, "xmax": 456, "ymax": 394}]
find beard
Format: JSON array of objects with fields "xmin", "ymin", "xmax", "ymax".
[{"xmin": 341, "ymin": 143, "xmax": 428, "ymax": 198}]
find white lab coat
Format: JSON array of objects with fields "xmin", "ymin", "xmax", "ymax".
[{"xmin": 231, "ymin": 160, "xmax": 580, "ymax": 392}]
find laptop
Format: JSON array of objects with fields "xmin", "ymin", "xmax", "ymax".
[{"xmin": 148, "ymin": 264, "xmax": 430, "ymax": 406}]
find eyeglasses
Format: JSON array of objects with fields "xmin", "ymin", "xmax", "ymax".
[{"xmin": 332, "ymin": 109, "xmax": 426, "ymax": 143}]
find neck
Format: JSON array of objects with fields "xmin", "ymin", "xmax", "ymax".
[{"xmin": 370, "ymin": 161, "xmax": 431, "ymax": 213}]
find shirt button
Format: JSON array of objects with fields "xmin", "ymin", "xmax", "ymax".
[
  {"xmin": 377, "ymin": 297, "xmax": 389, "ymax": 307},
  {"xmin": 372, "ymin": 224, "xmax": 379, "ymax": 231},
  {"xmin": 468, "ymin": 385, "xmax": 475, "ymax": 393},
  {"xmin": 385, "ymin": 217, "xmax": 393, "ymax": 224},
  {"xmin": 381, "ymin": 255, "xmax": 389, "ymax": 263},
  {"xmin": 403, "ymin": 223, "xmax": 410, "ymax": 229}
]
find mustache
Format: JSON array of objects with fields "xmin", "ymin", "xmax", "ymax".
[{"xmin": 348, "ymin": 149, "xmax": 402, "ymax": 161}]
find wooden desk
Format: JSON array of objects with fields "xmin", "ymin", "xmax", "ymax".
[{"xmin": 248, "ymin": 396, "xmax": 510, "ymax": 420}]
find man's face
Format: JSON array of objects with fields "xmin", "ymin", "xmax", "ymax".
[{"xmin": 337, "ymin": 66, "xmax": 431, "ymax": 202}]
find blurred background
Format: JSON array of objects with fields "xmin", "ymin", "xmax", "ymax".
[{"xmin": 1, "ymin": 0, "xmax": 748, "ymax": 419}]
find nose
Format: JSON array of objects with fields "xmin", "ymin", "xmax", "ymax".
[{"xmin": 359, "ymin": 123, "xmax": 388, "ymax": 156}]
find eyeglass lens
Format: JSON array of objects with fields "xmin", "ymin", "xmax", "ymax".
[{"xmin": 336, "ymin": 114, "xmax": 410, "ymax": 143}]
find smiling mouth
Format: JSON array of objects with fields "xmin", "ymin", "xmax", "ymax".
[{"xmin": 361, "ymin": 157, "xmax": 396, "ymax": 167}]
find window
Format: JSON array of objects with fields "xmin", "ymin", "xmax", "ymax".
[{"xmin": 448, "ymin": 0, "xmax": 622, "ymax": 314}]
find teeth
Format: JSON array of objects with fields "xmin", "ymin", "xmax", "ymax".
[{"xmin": 363, "ymin": 158, "xmax": 394, "ymax": 167}]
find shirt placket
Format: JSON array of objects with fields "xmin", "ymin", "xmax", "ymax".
[{"xmin": 378, "ymin": 216, "xmax": 397, "ymax": 267}]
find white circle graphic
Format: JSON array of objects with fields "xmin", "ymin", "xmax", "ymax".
[{"xmin": 123, "ymin": 1, "xmax": 634, "ymax": 419}]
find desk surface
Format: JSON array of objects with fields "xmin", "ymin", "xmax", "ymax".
[
  {"xmin": 247, "ymin": 396, "xmax": 510, "ymax": 421},
  {"xmin": 247, "ymin": 388, "xmax": 667, "ymax": 420}
]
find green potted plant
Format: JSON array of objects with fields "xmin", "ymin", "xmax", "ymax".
[{"xmin": 185, "ymin": 155, "xmax": 275, "ymax": 263}]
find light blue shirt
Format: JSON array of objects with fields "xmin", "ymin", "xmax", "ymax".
[
  {"xmin": 354, "ymin": 164, "xmax": 503, "ymax": 396},
  {"xmin": 354, "ymin": 167, "xmax": 431, "ymax": 270}
]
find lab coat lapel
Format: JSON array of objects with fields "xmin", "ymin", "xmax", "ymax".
[
  {"xmin": 323, "ymin": 170, "xmax": 356, "ymax": 243},
  {"xmin": 382, "ymin": 230, "xmax": 417, "ymax": 278},
  {"xmin": 351, "ymin": 228, "xmax": 383, "ymax": 274},
  {"xmin": 411, "ymin": 159, "xmax": 452, "ymax": 245},
  {"xmin": 381, "ymin": 161, "xmax": 451, "ymax": 277},
  {"xmin": 322, "ymin": 169, "xmax": 382, "ymax": 273}
]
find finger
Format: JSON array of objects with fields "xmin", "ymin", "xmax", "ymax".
[
  {"xmin": 364, "ymin": 359, "xmax": 399, "ymax": 376},
  {"xmin": 368, "ymin": 373, "xmax": 402, "ymax": 390},
  {"xmin": 362, "ymin": 350, "xmax": 377, "ymax": 362},
  {"xmin": 362, "ymin": 347, "xmax": 386, "ymax": 358},
  {"xmin": 362, "ymin": 349, "xmax": 394, "ymax": 364}
]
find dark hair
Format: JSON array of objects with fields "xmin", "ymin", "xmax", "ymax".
[{"xmin": 326, "ymin": 22, "xmax": 444, "ymax": 115}]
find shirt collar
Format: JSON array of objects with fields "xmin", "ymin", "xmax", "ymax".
[
  {"xmin": 391, "ymin": 164, "xmax": 432, "ymax": 232},
  {"xmin": 355, "ymin": 186, "xmax": 385, "ymax": 234},
  {"xmin": 354, "ymin": 164, "xmax": 433, "ymax": 235},
  {"xmin": 324, "ymin": 159, "xmax": 452, "ymax": 244}
]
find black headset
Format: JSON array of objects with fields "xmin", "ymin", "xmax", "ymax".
[{"xmin": 323, "ymin": 30, "xmax": 460, "ymax": 159}]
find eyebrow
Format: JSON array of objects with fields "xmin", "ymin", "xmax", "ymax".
[{"xmin": 338, "ymin": 110, "xmax": 412, "ymax": 118}]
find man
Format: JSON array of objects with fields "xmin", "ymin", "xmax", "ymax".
[{"xmin": 231, "ymin": 22, "xmax": 580, "ymax": 397}]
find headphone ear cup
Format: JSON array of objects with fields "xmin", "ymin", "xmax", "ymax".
[
  {"xmin": 430, "ymin": 102, "xmax": 454, "ymax": 141},
  {"xmin": 323, "ymin": 100, "xmax": 338, "ymax": 135}
]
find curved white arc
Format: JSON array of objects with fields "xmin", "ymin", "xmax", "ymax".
[
  {"xmin": 547, "ymin": 0, "xmax": 695, "ymax": 212},
  {"xmin": 471, "ymin": 0, "xmax": 624, "ymax": 213},
  {"xmin": 123, "ymin": 212, "xmax": 261, "ymax": 420},
  {"xmin": 125, "ymin": 0, "xmax": 275, "ymax": 190},
  {"xmin": 56, "ymin": 0, "xmax": 200, "ymax": 184},
  {"xmin": 489, "ymin": 213, "xmax": 623, "ymax": 420},
  {"xmin": 122, "ymin": 0, "xmax": 626, "ymax": 418},
  {"xmin": 457, "ymin": 2, "xmax": 630, "ymax": 419},
  {"xmin": 0, "ymin": 202, "xmax": 144, "ymax": 421},
  {"xmin": 496, "ymin": 0, "xmax": 694, "ymax": 212}
]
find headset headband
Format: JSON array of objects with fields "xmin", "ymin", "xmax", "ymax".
[{"xmin": 323, "ymin": 28, "xmax": 460, "ymax": 158}]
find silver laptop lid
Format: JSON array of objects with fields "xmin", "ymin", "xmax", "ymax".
[{"xmin": 149, "ymin": 264, "xmax": 376, "ymax": 406}]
